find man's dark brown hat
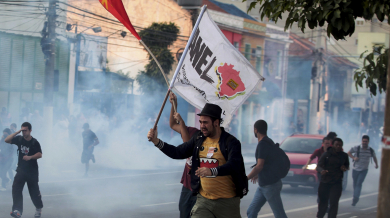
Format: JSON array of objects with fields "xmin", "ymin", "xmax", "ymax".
[{"xmin": 197, "ymin": 103, "xmax": 222, "ymax": 120}]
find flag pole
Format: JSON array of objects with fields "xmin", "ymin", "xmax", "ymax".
[
  {"xmin": 139, "ymin": 40, "xmax": 177, "ymax": 113},
  {"xmin": 139, "ymin": 40, "xmax": 170, "ymax": 87},
  {"xmin": 148, "ymin": 5, "xmax": 207, "ymax": 141},
  {"xmin": 169, "ymin": 5, "xmax": 207, "ymax": 89}
]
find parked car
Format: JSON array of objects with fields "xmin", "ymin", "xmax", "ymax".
[{"xmin": 280, "ymin": 134, "xmax": 348, "ymax": 190}]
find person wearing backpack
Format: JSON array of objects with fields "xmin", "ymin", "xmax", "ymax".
[
  {"xmin": 347, "ymin": 135, "xmax": 378, "ymax": 206},
  {"xmin": 4, "ymin": 122, "xmax": 43, "ymax": 218},
  {"xmin": 246, "ymin": 120, "xmax": 288, "ymax": 218},
  {"xmin": 147, "ymin": 103, "xmax": 248, "ymax": 218}
]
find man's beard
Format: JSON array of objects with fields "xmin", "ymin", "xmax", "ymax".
[
  {"xmin": 203, "ymin": 126, "xmax": 216, "ymax": 137},
  {"xmin": 254, "ymin": 132, "xmax": 257, "ymax": 138}
]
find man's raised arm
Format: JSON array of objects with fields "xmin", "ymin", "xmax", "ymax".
[{"xmin": 5, "ymin": 129, "xmax": 21, "ymax": 144}]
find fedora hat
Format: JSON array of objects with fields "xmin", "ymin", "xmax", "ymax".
[{"xmin": 197, "ymin": 103, "xmax": 222, "ymax": 120}]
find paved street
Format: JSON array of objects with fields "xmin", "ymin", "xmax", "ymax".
[{"xmin": 0, "ymin": 150, "xmax": 380, "ymax": 218}]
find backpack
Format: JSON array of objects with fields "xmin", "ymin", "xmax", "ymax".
[
  {"xmin": 274, "ymin": 143, "xmax": 291, "ymax": 179},
  {"xmin": 225, "ymin": 135, "xmax": 249, "ymax": 198},
  {"xmin": 354, "ymin": 145, "xmax": 374, "ymax": 166},
  {"xmin": 251, "ymin": 142, "xmax": 291, "ymax": 180}
]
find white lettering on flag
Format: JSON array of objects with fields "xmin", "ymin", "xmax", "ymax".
[{"xmin": 171, "ymin": 8, "xmax": 264, "ymax": 126}]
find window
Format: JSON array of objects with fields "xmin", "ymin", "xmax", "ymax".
[
  {"xmin": 356, "ymin": 18, "xmax": 365, "ymax": 26},
  {"xmin": 276, "ymin": 50, "xmax": 283, "ymax": 77},
  {"xmin": 245, "ymin": 44, "xmax": 251, "ymax": 60},
  {"xmin": 255, "ymin": 46, "xmax": 262, "ymax": 73},
  {"xmin": 280, "ymin": 137, "xmax": 322, "ymax": 154},
  {"xmin": 233, "ymin": 42, "xmax": 239, "ymax": 49},
  {"xmin": 251, "ymin": 48, "xmax": 256, "ymax": 59}
]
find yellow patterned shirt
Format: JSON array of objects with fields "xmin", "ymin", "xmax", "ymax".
[{"xmin": 199, "ymin": 137, "xmax": 236, "ymax": 199}]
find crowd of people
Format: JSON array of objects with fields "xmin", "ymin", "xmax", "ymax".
[
  {"xmin": 0, "ymin": 95, "xmax": 381, "ymax": 218},
  {"xmin": 147, "ymin": 92, "xmax": 379, "ymax": 218}
]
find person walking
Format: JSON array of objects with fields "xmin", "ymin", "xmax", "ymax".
[
  {"xmin": 147, "ymin": 103, "xmax": 247, "ymax": 218},
  {"xmin": 246, "ymin": 120, "xmax": 288, "ymax": 218},
  {"xmin": 168, "ymin": 92, "xmax": 199, "ymax": 218},
  {"xmin": 4, "ymin": 122, "xmax": 43, "ymax": 218},
  {"xmin": 347, "ymin": 135, "xmax": 378, "ymax": 206},
  {"xmin": 81, "ymin": 123, "xmax": 99, "ymax": 177},
  {"xmin": 316, "ymin": 138, "xmax": 349, "ymax": 218}
]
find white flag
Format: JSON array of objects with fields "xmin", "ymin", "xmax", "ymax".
[{"xmin": 171, "ymin": 7, "xmax": 264, "ymax": 127}]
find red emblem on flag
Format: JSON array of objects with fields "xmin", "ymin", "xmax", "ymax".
[{"xmin": 215, "ymin": 63, "xmax": 246, "ymax": 100}]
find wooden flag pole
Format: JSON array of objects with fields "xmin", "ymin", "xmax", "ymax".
[
  {"xmin": 139, "ymin": 40, "xmax": 177, "ymax": 113},
  {"xmin": 148, "ymin": 88, "xmax": 171, "ymax": 141},
  {"xmin": 145, "ymin": 5, "xmax": 208, "ymax": 137}
]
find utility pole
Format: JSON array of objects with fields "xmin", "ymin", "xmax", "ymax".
[
  {"xmin": 309, "ymin": 28, "xmax": 322, "ymax": 134},
  {"xmin": 44, "ymin": 0, "xmax": 56, "ymax": 105},
  {"xmin": 74, "ymin": 24, "xmax": 81, "ymax": 96},
  {"xmin": 377, "ymin": 35, "xmax": 390, "ymax": 218},
  {"xmin": 43, "ymin": 0, "xmax": 56, "ymax": 141}
]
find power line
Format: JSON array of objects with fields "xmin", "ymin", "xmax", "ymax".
[
  {"xmin": 114, "ymin": 60, "xmax": 149, "ymax": 72},
  {"xmin": 57, "ymin": 2, "xmax": 190, "ymax": 39},
  {"xmin": 3, "ymin": 14, "xmax": 45, "ymax": 32},
  {"xmin": 155, "ymin": 0, "xmax": 190, "ymax": 18},
  {"xmin": 108, "ymin": 59, "xmax": 149, "ymax": 65}
]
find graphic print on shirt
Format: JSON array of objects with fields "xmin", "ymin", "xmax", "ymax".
[
  {"xmin": 21, "ymin": 145, "xmax": 30, "ymax": 155},
  {"xmin": 200, "ymin": 157, "xmax": 218, "ymax": 178},
  {"xmin": 200, "ymin": 158, "xmax": 219, "ymax": 169}
]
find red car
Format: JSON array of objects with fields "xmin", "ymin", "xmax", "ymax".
[{"xmin": 280, "ymin": 134, "xmax": 348, "ymax": 190}]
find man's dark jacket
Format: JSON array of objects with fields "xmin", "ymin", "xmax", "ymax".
[
  {"xmin": 316, "ymin": 147, "xmax": 350, "ymax": 184},
  {"xmin": 157, "ymin": 128, "xmax": 247, "ymax": 198}
]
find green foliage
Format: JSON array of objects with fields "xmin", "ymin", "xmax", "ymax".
[
  {"xmin": 354, "ymin": 46, "xmax": 388, "ymax": 96},
  {"xmin": 245, "ymin": 0, "xmax": 390, "ymax": 95},
  {"xmin": 136, "ymin": 22, "xmax": 179, "ymax": 95},
  {"xmin": 245, "ymin": 0, "xmax": 390, "ymax": 40}
]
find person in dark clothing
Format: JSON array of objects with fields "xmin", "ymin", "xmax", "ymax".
[
  {"xmin": 302, "ymin": 137, "xmax": 332, "ymax": 204},
  {"xmin": 81, "ymin": 123, "xmax": 99, "ymax": 177},
  {"xmin": 316, "ymin": 138, "xmax": 349, "ymax": 218},
  {"xmin": 246, "ymin": 120, "xmax": 287, "ymax": 218},
  {"xmin": 148, "ymin": 103, "xmax": 246, "ymax": 218},
  {"xmin": 0, "ymin": 128, "xmax": 14, "ymax": 191},
  {"xmin": 5, "ymin": 122, "xmax": 43, "ymax": 218},
  {"xmin": 168, "ymin": 92, "xmax": 198, "ymax": 218}
]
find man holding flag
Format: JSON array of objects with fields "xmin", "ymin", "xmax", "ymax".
[
  {"xmin": 99, "ymin": 4, "xmax": 263, "ymax": 217},
  {"xmin": 147, "ymin": 103, "xmax": 246, "ymax": 218}
]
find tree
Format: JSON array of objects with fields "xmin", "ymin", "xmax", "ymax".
[
  {"xmin": 355, "ymin": 46, "xmax": 388, "ymax": 95},
  {"xmin": 245, "ymin": 0, "xmax": 389, "ymax": 94},
  {"xmin": 246, "ymin": 1, "xmax": 390, "ymax": 217},
  {"xmin": 135, "ymin": 22, "xmax": 179, "ymax": 95}
]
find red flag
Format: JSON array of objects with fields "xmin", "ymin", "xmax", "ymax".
[{"xmin": 99, "ymin": 0, "xmax": 141, "ymax": 40}]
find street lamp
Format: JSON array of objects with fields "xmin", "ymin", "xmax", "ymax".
[
  {"xmin": 65, "ymin": 24, "xmax": 102, "ymax": 93},
  {"xmin": 106, "ymin": 30, "xmax": 127, "ymax": 38}
]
